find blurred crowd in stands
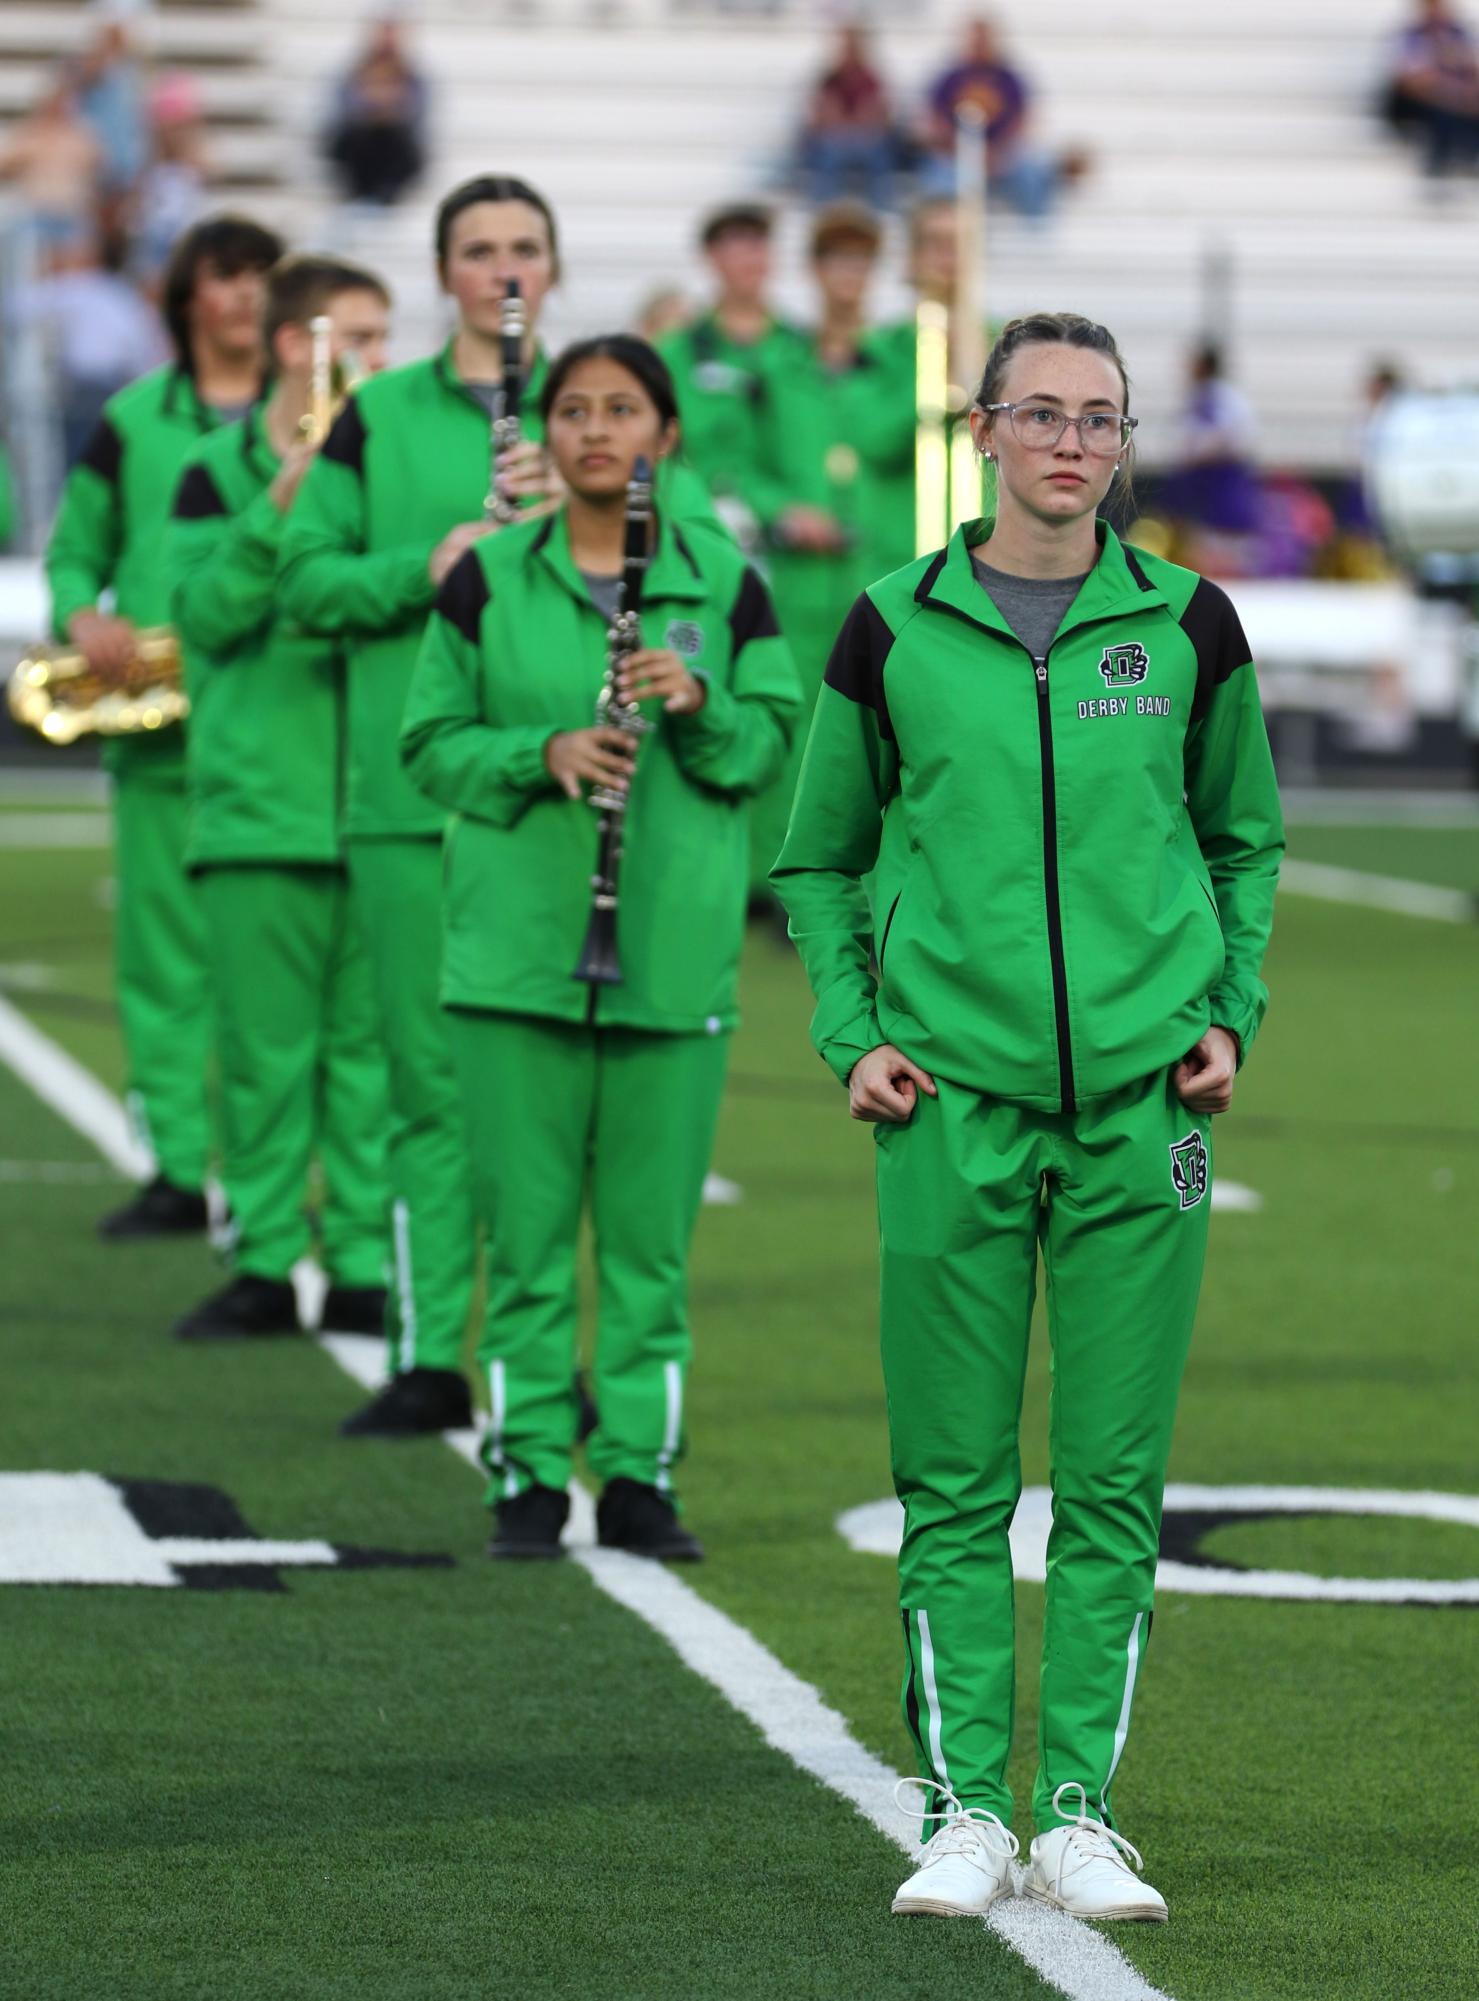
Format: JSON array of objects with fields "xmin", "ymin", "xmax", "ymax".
[{"xmin": 0, "ymin": 0, "xmax": 1467, "ymax": 586}]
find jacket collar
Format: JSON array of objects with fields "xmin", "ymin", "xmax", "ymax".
[
  {"xmin": 914, "ymin": 517, "xmax": 1165, "ymax": 642},
  {"xmin": 433, "ymin": 337, "xmax": 548, "ymax": 417},
  {"xmin": 163, "ymin": 366, "xmax": 231, "ymax": 434},
  {"xmin": 530, "ymin": 503, "xmax": 709, "ymax": 610}
]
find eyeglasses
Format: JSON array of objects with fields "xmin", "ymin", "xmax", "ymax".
[{"xmin": 982, "ymin": 402, "xmax": 1138, "ymax": 458}]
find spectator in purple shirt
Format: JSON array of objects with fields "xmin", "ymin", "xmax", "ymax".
[
  {"xmin": 917, "ymin": 17, "xmax": 1086, "ymax": 219},
  {"xmin": 1382, "ymin": 0, "xmax": 1479, "ymax": 183}
]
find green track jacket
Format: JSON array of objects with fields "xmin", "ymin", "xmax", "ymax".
[
  {"xmin": 657, "ymin": 313, "xmax": 809, "ymax": 513},
  {"xmin": 278, "ymin": 341, "xmax": 720, "ymax": 842},
  {"xmin": 401, "ymin": 508, "xmax": 802, "ymax": 1033},
  {"xmin": 45, "ymin": 365, "xmax": 239, "ymax": 781},
  {"xmin": 773, "ymin": 520, "xmax": 1285, "ymax": 1111},
  {"xmin": 168, "ymin": 409, "xmax": 343, "ymax": 870}
]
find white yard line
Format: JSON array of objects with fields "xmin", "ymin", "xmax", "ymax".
[
  {"xmin": 6, "ymin": 1012, "xmax": 1173, "ymax": 2001},
  {"xmin": 0, "ymin": 813, "xmax": 110, "ymax": 848},
  {"xmin": 1278, "ymin": 860, "xmax": 1472, "ymax": 924},
  {"xmin": 1279, "ymin": 788, "xmax": 1479, "ymax": 827}
]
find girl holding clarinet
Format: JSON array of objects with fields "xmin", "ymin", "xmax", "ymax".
[
  {"xmin": 402, "ymin": 336, "xmax": 800, "ymax": 1561},
  {"xmin": 775, "ymin": 313, "xmax": 1283, "ymax": 1920},
  {"xmin": 280, "ymin": 176, "xmax": 718, "ymax": 1438}
]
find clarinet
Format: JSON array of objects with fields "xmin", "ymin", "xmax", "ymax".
[
  {"xmin": 483, "ymin": 279, "xmax": 525, "ymax": 524},
  {"xmin": 572, "ymin": 456, "xmax": 655, "ymax": 988}
]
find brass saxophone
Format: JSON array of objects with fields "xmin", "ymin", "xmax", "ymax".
[
  {"xmin": 572, "ymin": 455, "xmax": 655, "ymax": 987},
  {"xmin": 483, "ymin": 279, "xmax": 526, "ymax": 524},
  {"xmin": 7, "ymin": 628, "xmax": 187, "ymax": 745}
]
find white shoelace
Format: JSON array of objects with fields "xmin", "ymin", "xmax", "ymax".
[
  {"xmin": 895, "ymin": 1776, "xmax": 1020, "ymax": 1868},
  {"xmin": 1044, "ymin": 1781, "xmax": 1146, "ymax": 1898}
]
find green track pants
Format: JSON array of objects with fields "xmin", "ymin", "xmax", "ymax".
[
  {"xmin": 196, "ymin": 865, "xmax": 387, "ymax": 1287},
  {"xmin": 876, "ymin": 1063, "xmax": 1212, "ymax": 1836},
  {"xmin": 446, "ymin": 1011, "xmax": 729, "ymax": 1504},
  {"xmin": 113, "ymin": 772, "xmax": 211, "ymax": 1191},
  {"xmin": 347, "ymin": 837, "xmax": 476, "ymax": 1375}
]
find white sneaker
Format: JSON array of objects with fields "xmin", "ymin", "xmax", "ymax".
[
  {"xmin": 1024, "ymin": 1782, "xmax": 1167, "ymax": 1922},
  {"xmin": 891, "ymin": 1778, "xmax": 1019, "ymax": 1918}
]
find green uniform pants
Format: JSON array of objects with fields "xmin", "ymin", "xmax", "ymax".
[
  {"xmin": 113, "ymin": 771, "xmax": 212, "ymax": 1190},
  {"xmin": 347, "ymin": 837, "xmax": 475, "ymax": 1374},
  {"xmin": 876, "ymin": 1064, "xmax": 1212, "ymax": 1836},
  {"xmin": 446, "ymin": 1010, "xmax": 729, "ymax": 1503},
  {"xmin": 196, "ymin": 865, "xmax": 387, "ymax": 1287}
]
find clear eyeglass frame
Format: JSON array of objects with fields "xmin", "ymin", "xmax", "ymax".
[{"xmin": 981, "ymin": 402, "xmax": 1139, "ymax": 458}]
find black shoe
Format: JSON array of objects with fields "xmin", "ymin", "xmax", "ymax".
[
  {"xmin": 487, "ymin": 1484, "xmax": 569, "ymax": 1560},
  {"xmin": 320, "ymin": 1285, "xmax": 388, "ymax": 1338},
  {"xmin": 173, "ymin": 1275, "xmax": 301, "ymax": 1342},
  {"xmin": 574, "ymin": 1368, "xmax": 599, "ymax": 1444},
  {"xmin": 99, "ymin": 1175, "xmax": 210, "ymax": 1241},
  {"xmin": 596, "ymin": 1477, "xmax": 704, "ymax": 1562},
  {"xmin": 339, "ymin": 1366, "xmax": 473, "ymax": 1438}
]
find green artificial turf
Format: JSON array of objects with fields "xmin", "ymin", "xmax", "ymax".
[{"xmin": 3, "ymin": 825, "xmax": 1477, "ymax": 2001}]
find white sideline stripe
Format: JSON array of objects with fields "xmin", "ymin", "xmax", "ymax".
[
  {"xmin": 1279, "ymin": 788, "xmax": 1479, "ymax": 827},
  {"xmin": 5, "ymin": 1021, "xmax": 1172, "ymax": 2001},
  {"xmin": 0, "ymin": 993, "xmax": 149, "ymax": 1179},
  {"xmin": 0, "ymin": 813, "xmax": 111, "ymax": 848},
  {"xmin": 1210, "ymin": 1180, "xmax": 1261, "ymax": 1213},
  {"xmin": 153, "ymin": 1537, "xmax": 339, "ymax": 1566},
  {"xmin": 1279, "ymin": 860, "xmax": 1472, "ymax": 924},
  {"xmin": 0, "ymin": 1158, "xmax": 123, "ymax": 1183}
]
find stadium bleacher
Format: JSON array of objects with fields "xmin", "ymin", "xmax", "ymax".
[{"xmin": 0, "ymin": 0, "xmax": 1474, "ymax": 466}]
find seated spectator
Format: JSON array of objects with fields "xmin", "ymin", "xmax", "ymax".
[
  {"xmin": 132, "ymin": 75, "xmax": 210, "ymax": 297},
  {"xmin": 917, "ymin": 16, "xmax": 1087, "ymax": 219},
  {"xmin": 8, "ymin": 219, "xmax": 168, "ymax": 464},
  {"xmin": 0, "ymin": 70, "xmax": 103, "ymax": 261},
  {"xmin": 797, "ymin": 24, "xmax": 899, "ymax": 212},
  {"xmin": 1159, "ymin": 343, "xmax": 1263, "ymax": 579},
  {"xmin": 1381, "ymin": 0, "xmax": 1479, "ymax": 184},
  {"xmin": 77, "ymin": 15, "xmax": 148, "ymax": 197},
  {"xmin": 324, "ymin": 15, "xmax": 428, "ymax": 207}
]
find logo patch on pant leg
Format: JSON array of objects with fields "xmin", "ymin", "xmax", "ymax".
[{"xmin": 1169, "ymin": 1130, "xmax": 1209, "ymax": 1210}]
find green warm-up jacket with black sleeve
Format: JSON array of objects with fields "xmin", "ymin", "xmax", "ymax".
[
  {"xmin": 772, "ymin": 519, "xmax": 1285, "ymax": 1112},
  {"xmin": 401, "ymin": 508, "xmax": 802, "ymax": 1033},
  {"xmin": 45, "ymin": 365, "xmax": 237, "ymax": 781},
  {"xmin": 167, "ymin": 409, "xmax": 344, "ymax": 870},
  {"xmin": 277, "ymin": 340, "xmax": 722, "ymax": 842}
]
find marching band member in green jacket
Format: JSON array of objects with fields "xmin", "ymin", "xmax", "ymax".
[
  {"xmin": 166, "ymin": 255, "xmax": 394, "ymax": 1342},
  {"xmin": 745, "ymin": 203, "xmax": 914, "ymax": 895},
  {"xmin": 280, "ymin": 175, "xmax": 725, "ymax": 1438},
  {"xmin": 775, "ymin": 314, "xmax": 1283, "ymax": 1924},
  {"xmin": 656, "ymin": 203, "xmax": 808, "ymax": 536},
  {"xmin": 403, "ymin": 335, "xmax": 801, "ymax": 1562},
  {"xmin": 45, "ymin": 213, "xmax": 282, "ymax": 1241}
]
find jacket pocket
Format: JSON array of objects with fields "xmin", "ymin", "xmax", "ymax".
[{"xmin": 877, "ymin": 889, "xmax": 903, "ymax": 975}]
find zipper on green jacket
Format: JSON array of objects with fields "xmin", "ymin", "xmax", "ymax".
[{"xmin": 1032, "ymin": 649, "xmax": 1075, "ymax": 1115}]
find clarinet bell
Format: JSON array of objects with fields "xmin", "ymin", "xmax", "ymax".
[{"xmin": 573, "ymin": 900, "xmax": 623, "ymax": 986}]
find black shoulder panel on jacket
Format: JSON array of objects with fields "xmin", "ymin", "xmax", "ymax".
[
  {"xmin": 436, "ymin": 548, "xmax": 491, "ymax": 644},
  {"xmin": 321, "ymin": 397, "xmax": 368, "ymax": 477},
  {"xmin": 823, "ymin": 593, "xmax": 896, "ymax": 743},
  {"xmin": 1180, "ymin": 576, "xmax": 1252, "ymax": 724},
  {"xmin": 728, "ymin": 565, "xmax": 781, "ymax": 650},
  {"xmin": 173, "ymin": 463, "xmax": 228, "ymax": 522},
  {"xmin": 79, "ymin": 416, "xmax": 124, "ymax": 487}
]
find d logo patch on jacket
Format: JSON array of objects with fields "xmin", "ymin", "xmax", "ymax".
[
  {"xmin": 1100, "ymin": 642, "xmax": 1150, "ymax": 688},
  {"xmin": 665, "ymin": 620, "xmax": 704, "ymax": 660},
  {"xmin": 1169, "ymin": 1130, "xmax": 1209, "ymax": 1210}
]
